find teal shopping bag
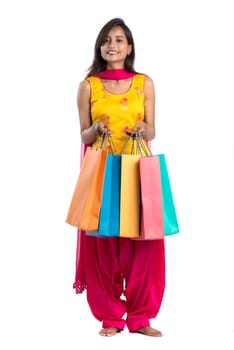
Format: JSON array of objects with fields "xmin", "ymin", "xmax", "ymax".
[
  {"xmin": 99, "ymin": 154, "xmax": 121, "ymax": 236},
  {"xmin": 157, "ymin": 154, "xmax": 179, "ymax": 235},
  {"xmin": 86, "ymin": 154, "xmax": 121, "ymax": 237}
]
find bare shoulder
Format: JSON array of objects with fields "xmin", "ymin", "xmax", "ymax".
[
  {"xmin": 142, "ymin": 74, "xmax": 155, "ymax": 98},
  {"xmin": 143, "ymin": 74, "xmax": 155, "ymax": 88},
  {"xmin": 78, "ymin": 79, "xmax": 91, "ymax": 94},
  {"xmin": 77, "ymin": 79, "xmax": 91, "ymax": 102}
]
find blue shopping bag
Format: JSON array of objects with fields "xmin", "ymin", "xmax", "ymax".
[
  {"xmin": 86, "ymin": 154, "xmax": 121, "ymax": 237},
  {"xmin": 157, "ymin": 154, "xmax": 179, "ymax": 235}
]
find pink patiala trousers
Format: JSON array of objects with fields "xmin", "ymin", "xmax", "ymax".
[
  {"xmin": 73, "ymin": 144, "xmax": 165, "ymax": 331},
  {"xmin": 73, "ymin": 231, "xmax": 165, "ymax": 332}
]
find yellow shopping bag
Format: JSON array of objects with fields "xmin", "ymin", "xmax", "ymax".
[{"xmin": 119, "ymin": 154, "xmax": 140, "ymax": 238}]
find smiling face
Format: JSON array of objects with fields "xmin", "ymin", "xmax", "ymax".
[{"xmin": 100, "ymin": 26, "xmax": 132, "ymax": 69}]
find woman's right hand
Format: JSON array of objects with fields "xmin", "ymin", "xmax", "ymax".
[{"xmin": 94, "ymin": 121, "xmax": 111, "ymax": 136}]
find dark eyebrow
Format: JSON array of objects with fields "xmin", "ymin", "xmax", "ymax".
[{"xmin": 107, "ymin": 35, "xmax": 124, "ymax": 39}]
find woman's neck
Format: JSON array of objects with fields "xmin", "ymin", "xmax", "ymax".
[{"xmin": 106, "ymin": 64, "xmax": 124, "ymax": 70}]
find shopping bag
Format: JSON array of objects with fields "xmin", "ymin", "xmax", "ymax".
[
  {"xmin": 137, "ymin": 156, "xmax": 164, "ymax": 240},
  {"xmin": 157, "ymin": 154, "xmax": 179, "ymax": 235},
  {"xmin": 86, "ymin": 154, "xmax": 121, "ymax": 237},
  {"xmin": 78, "ymin": 148, "xmax": 107, "ymax": 230},
  {"xmin": 66, "ymin": 147, "xmax": 107, "ymax": 229},
  {"xmin": 129, "ymin": 132, "xmax": 179, "ymax": 239},
  {"xmin": 119, "ymin": 154, "xmax": 140, "ymax": 238},
  {"xmin": 98, "ymin": 154, "xmax": 121, "ymax": 236}
]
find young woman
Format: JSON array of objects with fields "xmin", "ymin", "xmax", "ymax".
[{"xmin": 73, "ymin": 18, "xmax": 165, "ymax": 337}]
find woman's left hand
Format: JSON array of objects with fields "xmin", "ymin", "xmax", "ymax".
[
  {"xmin": 133, "ymin": 121, "xmax": 147, "ymax": 135},
  {"xmin": 125, "ymin": 121, "xmax": 146, "ymax": 137}
]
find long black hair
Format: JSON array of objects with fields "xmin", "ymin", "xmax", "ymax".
[{"xmin": 86, "ymin": 18, "xmax": 137, "ymax": 77}]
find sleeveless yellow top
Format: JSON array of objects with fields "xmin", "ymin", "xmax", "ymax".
[{"xmin": 87, "ymin": 74, "xmax": 145, "ymax": 154}]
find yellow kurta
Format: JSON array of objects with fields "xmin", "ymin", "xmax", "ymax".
[{"xmin": 87, "ymin": 74, "xmax": 145, "ymax": 154}]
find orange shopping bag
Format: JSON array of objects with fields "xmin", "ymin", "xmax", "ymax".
[
  {"xmin": 66, "ymin": 147, "xmax": 107, "ymax": 229},
  {"xmin": 78, "ymin": 148, "xmax": 107, "ymax": 230}
]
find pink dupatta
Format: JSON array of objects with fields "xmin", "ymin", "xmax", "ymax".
[{"xmin": 95, "ymin": 68, "xmax": 136, "ymax": 80}]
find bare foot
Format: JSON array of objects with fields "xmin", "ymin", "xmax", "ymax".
[
  {"xmin": 99, "ymin": 327, "xmax": 120, "ymax": 337},
  {"xmin": 133, "ymin": 326, "xmax": 163, "ymax": 337}
]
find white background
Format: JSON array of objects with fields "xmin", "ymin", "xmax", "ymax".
[{"xmin": 0, "ymin": 0, "xmax": 234, "ymax": 349}]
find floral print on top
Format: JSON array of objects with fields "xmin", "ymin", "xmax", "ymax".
[{"xmin": 87, "ymin": 74, "xmax": 145, "ymax": 154}]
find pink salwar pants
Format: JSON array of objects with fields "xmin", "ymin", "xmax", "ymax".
[{"xmin": 74, "ymin": 232, "xmax": 165, "ymax": 332}]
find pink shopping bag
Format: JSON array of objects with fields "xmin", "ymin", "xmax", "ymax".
[{"xmin": 137, "ymin": 156, "xmax": 164, "ymax": 239}]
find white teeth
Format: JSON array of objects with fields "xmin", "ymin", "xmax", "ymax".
[{"xmin": 107, "ymin": 51, "xmax": 118, "ymax": 54}]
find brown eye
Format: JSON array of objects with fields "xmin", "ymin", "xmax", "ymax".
[{"xmin": 101, "ymin": 38, "xmax": 109, "ymax": 46}]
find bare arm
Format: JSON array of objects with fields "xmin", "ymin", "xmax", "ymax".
[
  {"xmin": 77, "ymin": 79, "xmax": 110, "ymax": 144},
  {"xmin": 77, "ymin": 79, "xmax": 97, "ymax": 144},
  {"xmin": 134, "ymin": 75, "xmax": 156, "ymax": 141}
]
